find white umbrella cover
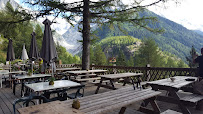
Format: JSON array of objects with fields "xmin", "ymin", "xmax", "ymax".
[{"xmin": 21, "ymin": 44, "xmax": 29, "ymax": 60}]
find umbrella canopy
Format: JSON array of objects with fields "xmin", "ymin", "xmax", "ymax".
[
  {"xmin": 40, "ymin": 19, "xmax": 58, "ymax": 75},
  {"xmin": 21, "ymin": 43, "xmax": 29, "ymax": 60},
  {"xmin": 29, "ymin": 32, "xmax": 39, "ymax": 61},
  {"xmin": 6, "ymin": 38, "xmax": 15, "ymax": 61},
  {"xmin": 40, "ymin": 19, "xmax": 58, "ymax": 63}
]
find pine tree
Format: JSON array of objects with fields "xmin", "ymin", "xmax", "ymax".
[
  {"xmin": 127, "ymin": 55, "xmax": 134, "ymax": 67},
  {"xmin": 94, "ymin": 45, "xmax": 107, "ymax": 65},
  {"xmin": 186, "ymin": 46, "xmax": 198, "ymax": 68},
  {"xmin": 90, "ymin": 46, "xmax": 95, "ymax": 65},
  {"xmin": 135, "ymin": 38, "xmax": 163, "ymax": 67},
  {"xmin": 177, "ymin": 60, "xmax": 188, "ymax": 68},
  {"xmin": 116, "ymin": 50, "xmax": 126, "ymax": 66},
  {"xmin": 35, "ymin": 24, "xmax": 43, "ymax": 50}
]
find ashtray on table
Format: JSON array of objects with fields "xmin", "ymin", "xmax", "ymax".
[{"xmin": 185, "ymin": 78, "xmax": 195, "ymax": 81}]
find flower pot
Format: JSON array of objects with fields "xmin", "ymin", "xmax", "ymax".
[
  {"xmin": 72, "ymin": 99, "xmax": 80, "ymax": 109},
  {"xmin": 49, "ymin": 81, "xmax": 54, "ymax": 85}
]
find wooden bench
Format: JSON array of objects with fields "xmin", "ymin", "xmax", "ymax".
[
  {"xmin": 180, "ymin": 93, "xmax": 203, "ymax": 107},
  {"xmin": 161, "ymin": 109, "xmax": 182, "ymax": 114},
  {"xmin": 64, "ymin": 87, "xmax": 161, "ymax": 114},
  {"xmin": 75, "ymin": 77, "xmax": 101, "ymax": 82}
]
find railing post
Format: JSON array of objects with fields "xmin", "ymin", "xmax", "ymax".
[
  {"xmin": 113, "ymin": 64, "xmax": 117, "ymax": 74},
  {"xmin": 146, "ymin": 64, "xmax": 150, "ymax": 81},
  {"xmin": 92, "ymin": 64, "xmax": 95, "ymax": 70}
]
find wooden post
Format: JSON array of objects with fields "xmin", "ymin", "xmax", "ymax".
[
  {"xmin": 146, "ymin": 64, "xmax": 150, "ymax": 81},
  {"xmin": 92, "ymin": 63, "xmax": 95, "ymax": 70},
  {"xmin": 113, "ymin": 64, "xmax": 117, "ymax": 74}
]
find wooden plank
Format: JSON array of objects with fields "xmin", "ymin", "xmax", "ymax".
[
  {"xmin": 98, "ymin": 73, "xmax": 143, "ymax": 79},
  {"xmin": 75, "ymin": 77, "xmax": 101, "ymax": 82},
  {"xmin": 81, "ymin": 91, "xmax": 160, "ymax": 113},
  {"xmin": 161, "ymin": 109, "xmax": 182, "ymax": 114},
  {"xmin": 0, "ymin": 88, "xmax": 12, "ymax": 114},
  {"xmin": 180, "ymin": 94, "xmax": 203, "ymax": 103},
  {"xmin": 76, "ymin": 74, "xmax": 97, "ymax": 78},
  {"xmin": 148, "ymin": 76, "xmax": 196, "ymax": 89},
  {"xmin": 66, "ymin": 87, "xmax": 146, "ymax": 104},
  {"xmin": 65, "ymin": 87, "xmax": 151, "ymax": 106},
  {"xmin": 18, "ymin": 101, "xmax": 83, "ymax": 114},
  {"xmin": 2, "ymin": 85, "xmax": 22, "ymax": 114},
  {"xmin": 64, "ymin": 88, "xmax": 161, "ymax": 113}
]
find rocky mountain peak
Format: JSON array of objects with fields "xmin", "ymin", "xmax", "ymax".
[{"xmin": 0, "ymin": 0, "xmax": 19, "ymax": 10}]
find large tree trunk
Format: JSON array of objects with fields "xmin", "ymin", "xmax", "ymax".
[{"xmin": 82, "ymin": 0, "xmax": 90, "ymax": 70}]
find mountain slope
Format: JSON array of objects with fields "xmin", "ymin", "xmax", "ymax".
[
  {"xmin": 95, "ymin": 10, "xmax": 203, "ymax": 61},
  {"xmin": 0, "ymin": 0, "xmax": 19, "ymax": 10}
]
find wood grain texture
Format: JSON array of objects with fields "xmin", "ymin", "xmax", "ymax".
[
  {"xmin": 18, "ymin": 101, "xmax": 83, "ymax": 114},
  {"xmin": 64, "ymin": 87, "xmax": 161, "ymax": 114}
]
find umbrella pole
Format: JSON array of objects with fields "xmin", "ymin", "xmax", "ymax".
[
  {"xmin": 9, "ymin": 61, "xmax": 11, "ymax": 72},
  {"xmin": 31, "ymin": 61, "xmax": 33, "ymax": 75},
  {"xmin": 51, "ymin": 63, "xmax": 54, "ymax": 77}
]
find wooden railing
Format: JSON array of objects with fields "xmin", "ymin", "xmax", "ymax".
[{"xmin": 56, "ymin": 64, "xmax": 198, "ymax": 81}]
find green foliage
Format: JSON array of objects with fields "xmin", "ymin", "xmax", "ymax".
[
  {"xmin": 35, "ymin": 24, "xmax": 43, "ymax": 50},
  {"xmin": 186, "ymin": 46, "xmax": 198, "ymax": 68},
  {"xmin": 90, "ymin": 46, "xmax": 95, "ymax": 65},
  {"xmin": 116, "ymin": 50, "xmax": 126, "ymax": 66},
  {"xmin": 126, "ymin": 56, "xmax": 134, "ymax": 67},
  {"xmin": 0, "ymin": 2, "xmax": 34, "ymax": 58},
  {"xmin": 49, "ymin": 77, "xmax": 55, "ymax": 82},
  {"xmin": 135, "ymin": 38, "xmax": 164, "ymax": 67},
  {"xmin": 56, "ymin": 43, "xmax": 81, "ymax": 64},
  {"xmin": 94, "ymin": 45, "xmax": 107, "ymax": 65}
]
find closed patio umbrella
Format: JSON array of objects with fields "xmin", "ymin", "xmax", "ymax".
[
  {"xmin": 21, "ymin": 43, "xmax": 29, "ymax": 70},
  {"xmin": 40, "ymin": 19, "xmax": 58, "ymax": 76},
  {"xmin": 29, "ymin": 32, "xmax": 39, "ymax": 75},
  {"xmin": 21, "ymin": 43, "xmax": 29, "ymax": 60},
  {"xmin": 6, "ymin": 38, "xmax": 15, "ymax": 71}
]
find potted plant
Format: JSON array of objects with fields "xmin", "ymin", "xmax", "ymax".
[
  {"xmin": 27, "ymin": 69, "xmax": 32, "ymax": 76},
  {"xmin": 49, "ymin": 77, "xmax": 55, "ymax": 85},
  {"xmin": 72, "ymin": 99, "xmax": 80, "ymax": 109}
]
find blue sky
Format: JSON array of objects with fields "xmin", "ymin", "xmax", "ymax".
[{"xmin": 14, "ymin": 0, "xmax": 203, "ymax": 34}]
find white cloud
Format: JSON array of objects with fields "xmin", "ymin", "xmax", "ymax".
[
  {"xmin": 38, "ymin": 16, "xmax": 71, "ymax": 35},
  {"xmin": 148, "ymin": 0, "xmax": 203, "ymax": 31}
]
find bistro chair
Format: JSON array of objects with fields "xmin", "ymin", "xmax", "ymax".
[
  {"xmin": 67, "ymin": 85, "xmax": 85, "ymax": 99},
  {"xmin": 13, "ymin": 94, "xmax": 49, "ymax": 114}
]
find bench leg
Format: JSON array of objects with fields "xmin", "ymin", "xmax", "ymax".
[
  {"xmin": 95, "ymin": 78, "xmax": 104, "ymax": 94},
  {"xmin": 119, "ymin": 107, "xmax": 126, "ymax": 114},
  {"xmin": 139, "ymin": 97, "xmax": 160, "ymax": 114},
  {"xmin": 169, "ymin": 90, "xmax": 191, "ymax": 114}
]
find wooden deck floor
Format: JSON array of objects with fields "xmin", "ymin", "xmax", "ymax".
[{"xmin": 0, "ymin": 82, "xmax": 203, "ymax": 114}]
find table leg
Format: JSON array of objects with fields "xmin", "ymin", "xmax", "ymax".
[
  {"xmin": 168, "ymin": 89, "xmax": 191, "ymax": 114},
  {"xmin": 13, "ymin": 79, "xmax": 16, "ymax": 95},
  {"xmin": 95, "ymin": 78, "xmax": 104, "ymax": 94},
  {"xmin": 21, "ymin": 80, "xmax": 24, "ymax": 97},
  {"xmin": 130, "ymin": 77, "xmax": 136, "ymax": 90},
  {"xmin": 119, "ymin": 107, "xmax": 126, "ymax": 114},
  {"xmin": 139, "ymin": 97, "xmax": 160, "ymax": 114},
  {"xmin": 109, "ymin": 79, "xmax": 115, "ymax": 89}
]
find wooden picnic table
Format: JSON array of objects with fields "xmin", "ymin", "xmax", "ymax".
[
  {"xmin": 18, "ymin": 101, "xmax": 83, "ymax": 114},
  {"xmin": 18, "ymin": 87, "xmax": 161, "ymax": 114},
  {"xmin": 66, "ymin": 70, "xmax": 107, "ymax": 81},
  {"xmin": 95, "ymin": 73, "xmax": 143, "ymax": 94},
  {"xmin": 56, "ymin": 67, "xmax": 81, "ymax": 72},
  {"xmin": 147, "ymin": 76, "xmax": 198, "ymax": 114},
  {"xmin": 66, "ymin": 69, "xmax": 108, "ymax": 75}
]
